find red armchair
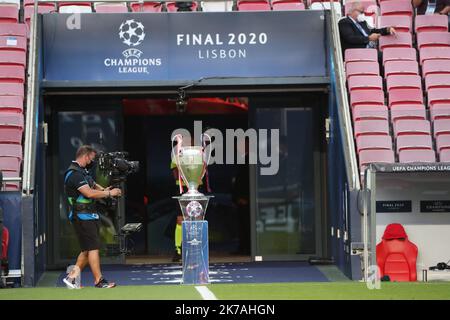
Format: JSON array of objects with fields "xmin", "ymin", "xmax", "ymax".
[{"xmin": 376, "ymin": 223, "xmax": 418, "ymax": 281}]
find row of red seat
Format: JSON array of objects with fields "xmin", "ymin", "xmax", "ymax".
[
  {"xmin": 345, "ymin": 14, "xmax": 450, "ymax": 173},
  {"xmin": 0, "ymin": 0, "xmax": 312, "ymax": 16},
  {"xmin": 0, "ymin": 11, "xmax": 26, "ymax": 190}
]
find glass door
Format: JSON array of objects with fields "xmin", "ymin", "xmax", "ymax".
[{"xmin": 251, "ymin": 99, "xmax": 326, "ymax": 260}]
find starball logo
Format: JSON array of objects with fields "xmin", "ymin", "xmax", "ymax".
[{"xmin": 104, "ymin": 19, "xmax": 162, "ymax": 74}]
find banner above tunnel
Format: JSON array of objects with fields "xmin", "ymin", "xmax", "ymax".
[{"xmin": 41, "ymin": 11, "xmax": 328, "ymax": 84}]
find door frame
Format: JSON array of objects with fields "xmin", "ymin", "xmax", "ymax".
[{"xmin": 249, "ymin": 93, "xmax": 329, "ymax": 261}]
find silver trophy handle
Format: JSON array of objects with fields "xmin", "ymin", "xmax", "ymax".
[
  {"xmin": 172, "ymin": 134, "xmax": 187, "ymax": 193},
  {"xmin": 202, "ymin": 133, "xmax": 212, "ymax": 166}
]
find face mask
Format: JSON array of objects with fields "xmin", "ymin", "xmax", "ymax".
[
  {"xmin": 357, "ymin": 13, "xmax": 366, "ymax": 22},
  {"xmin": 86, "ymin": 160, "xmax": 96, "ymax": 170}
]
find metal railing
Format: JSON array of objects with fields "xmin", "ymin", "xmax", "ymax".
[
  {"xmin": 22, "ymin": 1, "xmax": 40, "ymax": 195},
  {"xmin": 329, "ymin": 5, "xmax": 361, "ymax": 191}
]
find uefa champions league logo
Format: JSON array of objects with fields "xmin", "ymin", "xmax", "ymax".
[
  {"xmin": 119, "ymin": 19, "xmax": 145, "ymax": 47},
  {"xmin": 119, "ymin": 19, "xmax": 146, "ymax": 59},
  {"xmin": 104, "ymin": 19, "xmax": 161, "ymax": 74}
]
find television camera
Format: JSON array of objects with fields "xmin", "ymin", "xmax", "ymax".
[{"xmin": 95, "ymin": 151, "xmax": 139, "ymax": 211}]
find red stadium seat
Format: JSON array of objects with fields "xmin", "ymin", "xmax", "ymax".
[
  {"xmin": 130, "ymin": 1, "xmax": 164, "ymax": 12},
  {"xmin": 399, "ymin": 149, "xmax": 435, "ymax": 162},
  {"xmin": 0, "ymin": 112, "xmax": 23, "ymax": 128},
  {"xmin": 350, "ymin": 89, "xmax": 385, "ymax": 107},
  {"xmin": 384, "ymin": 60, "xmax": 419, "ymax": 77},
  {"xmin": 425, "ymin": 74, "xmax": 450, "ymax": 91},
  {"xmin": 346, "ymin": 61, "xmax": 380, "ymax": 79},
  {"xmin": 417, "ymin": 32, "xmax": 450, "ymax": 50},
  {"xmin": 356, "ymin": 135, "xmax": 393, "ymax": 153},
  {"xmin": 272, "ymin": 0, "xmax": 305, "ymax": 11},
  {"xmin": 440, "ymin": 149, "xmax": 450, "ymax": 162},
  {"xmin": 24, "ymin": 4, "xmax": 56, "ymax": 27},
  {"xmin": 58, "ymin": 2, "xmax": 92, "ymax": 13},
  {"xmin": 0, "ymin": 23, "xmax": 27, "ymax": 38},
  {"xmin": 0, "ymin": 4, "xmax": 18, "ymax": 23},
  {"xmin": 389, "ymin": 88, "xmax": 423, "ymax": 107},
  {"xmin": 354, "ymin": 119, "xmax": 390, "ymax": 137},
  {"xmin": 237, "ymin": 0, "xmax": 270, "ymax": 11},
  {"xmin": 378, "ymin": 16, "xmax": 411, "ymax": 33},
  {"xmin": 0, "ymin": 83, "xmax": 23, "ymax": 97},
  {"xmin": 0, "ymin": 156, "xmax": 19, "ymax": 172},
  {"xmin": 0, "ymin": 35, "xmax": 26, "ymax": 52},
  {"xmin": 0, "ymin": 65, "xmax": 24, "ymax": 83},
  {"xmin": 359, "ymin": 149, "xmax": 395, "ymax": 170},
  {"xmin": 352, "ymin": 105, "xmax": 388, "ymax": 121},
  {"xmin": 390, "ymin": 104, "xmax": 426, "ymax": 122},
  {"xmin": 433, "ymin": 119, "xmax": 450, "ymax": 137},
  {"xmin": 0, "ymin": 127, "xmax": 21, "ymax": 144},
  {"xmin": 386, "ymin": 75, "xmax": 422, "ymax": 91},
  {"xmin": 0, "ymin": 95, "xmax": 23, "ymax": 113},
  {"xmin": 0, "ymin": 143, "xmax": 22, "ymax": 161},
  {"xmin": 428, "ymin": 88, "xmax": 450, "ymax": 107},
  {"xmin": 345, "ymin": 48, "xmax": 378, "ymax": 64},
  {"xmin": 382, "ymin": 48, "xmax": 417, "ymax": 65},
  {"xmin": 422, "ymin": 59, "xmax": 450, "ymax": 78},
  {"xmin": 415, "ymin": 14, "xmax": 448, "ymax": 33},
  {"xmin": 0, "ymin": 50, "xmax": 26, "ymax": 67},
  {"xmin": 394, "ymin": 119, "xmax": 431, "ymax": 137},
  {"xmin": 380, "ymin": 0, "xmax": 413, "ymax": 17},
  {"xmin": 396, "ymin": 134, "xmax": 433, "ymax": 153},
  {"xmin": 94, "ymin": 2, "xmax": 129, "ymax": 13},
  {"xmin": 0, "ymin": 112, "xmax": 22, "ymax": 144},
  {"xmin": 379, "ymin": 32, "xmax": 412, "ymax": 51},
  {"xmin": 376, "ymin": 223, "xmax": 418, "ymax": 282},
  {"xmin": 430, "ymin": 104, "xmax": 450, "ymax": 121},
  {"xmin": 347, "ymin": 75, "xmax": 383, "ymax": 92},
  {"xmin": 436, "ymin": 134, "xmax": 450, "ymax": 153},
  {"xmin": 420, "ymin": 47, "xmax": 450, "ymax": 65}
]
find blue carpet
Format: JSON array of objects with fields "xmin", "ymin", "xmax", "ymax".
[{"xmin": 56, "ymin": 261, "xmax": 329, "ymax": 287}]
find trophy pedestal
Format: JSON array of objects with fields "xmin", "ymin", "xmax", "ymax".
[
  {"xmin": 173, "ymin": 195, "xmax": 213, "ymax": 285},
  {"xmin": 182, "ymin": 220, "xmax": 209, "ymax": 285}
]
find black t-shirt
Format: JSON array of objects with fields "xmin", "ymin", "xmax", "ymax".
[{"xmin": 435, "ymin": 0, "xmax": 450, "ymax": 13}]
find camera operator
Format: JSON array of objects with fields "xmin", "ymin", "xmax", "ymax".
[{"xmin": 63, "ymin": 145, "xmax": 121, "ymax": 289}]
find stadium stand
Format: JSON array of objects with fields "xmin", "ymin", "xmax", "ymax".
[{"xmin": 343, "ymin": 7, "xmax": 450, "ymax": 175}]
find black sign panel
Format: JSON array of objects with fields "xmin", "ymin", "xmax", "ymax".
[
  {"xmin": 420, "ymin": 201, "xmax": 450, "ymax": 213},
  {"xmin": 376, "ymin": 200, "xmax": 412, "ymax": 213}
]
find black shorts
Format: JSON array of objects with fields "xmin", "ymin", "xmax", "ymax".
[{"xmin": 72, "ymin": 219, "xmax": 101, "ymax": 251}]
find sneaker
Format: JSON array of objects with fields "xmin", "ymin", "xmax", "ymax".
[
  {"xmin": 63, "ymin": 276, "xmax": 80, "ymax": 289},
  {"xmin": 94, "ymin": 277, "xmax": 116, "ymax": 288}
]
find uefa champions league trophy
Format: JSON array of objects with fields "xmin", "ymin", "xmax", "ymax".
[{"xmin": 172, "ymin": 133, "xmax": 213, "ymax": 285}]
